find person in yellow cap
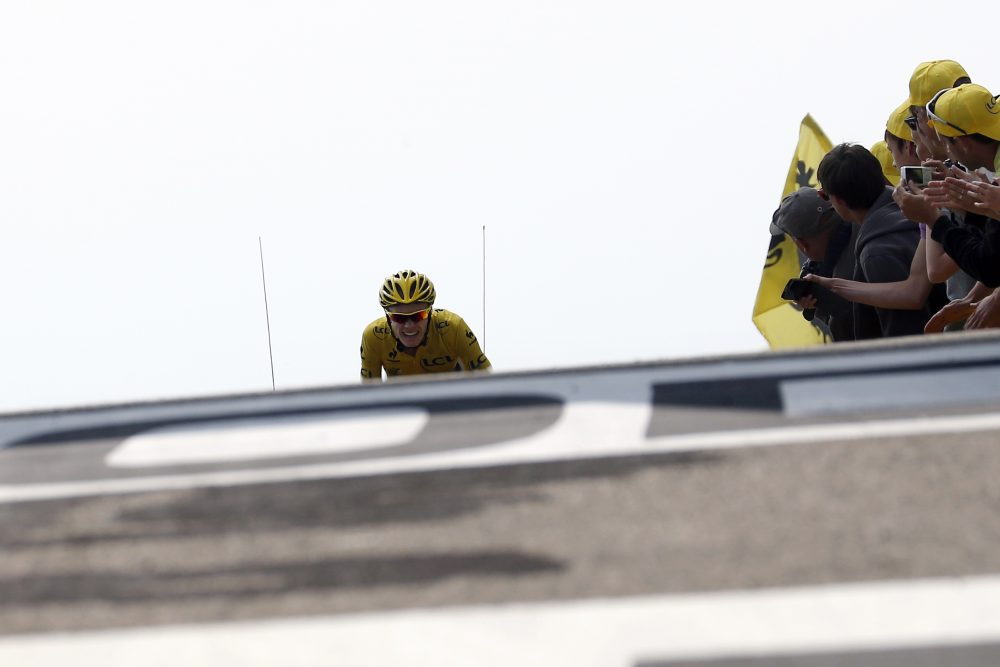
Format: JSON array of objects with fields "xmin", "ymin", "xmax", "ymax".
[
  {"xmin": 883, "ymin": 102, "xmax": 918, "ymax": 179},
  {"xmin": 871, "ymin": 140, "xmax": 899, "ymax": 186},
  {"xmin": 926, "ymin": 84, "xmax": 1000, "ymax": 174},
  {"xmin": 906, "ymin": 59, "xmax": 971, "ymax": 162},
  {"xmin": 884, "ymin": 98, "xmax": 972, "ymax": 308},
  {"xmin": 360, "ymin": 269, "xmax": 491, "ymax": 380},
  {"xmin": 892, "ymin": 83, "xmax": 1000, "ymax": 331}
]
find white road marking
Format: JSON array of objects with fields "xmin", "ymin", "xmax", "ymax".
[
  {"xmin": 3, "ymin": 408, "xmax": 1000, "ymax": 503},
  {"xmin": 2, "ymin": 575, "xmax": 1000, "ymax": 666},
  {"xmin": 105, "ymin": 408, "xmax": 427, "ymax": 467}
]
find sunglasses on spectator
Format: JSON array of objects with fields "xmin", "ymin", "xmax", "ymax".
[
  {"xmin": 386, "ymin": 308, "xmax": 431, "ymax": 324},
  {"xmin": 927, "ymin": 90, "xmax": 968, "ymax": 136},
  {"xmin": 903, "ymin": 115, "xmax": 918, "ymax": 130}
]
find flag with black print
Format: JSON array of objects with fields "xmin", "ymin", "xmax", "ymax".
[{"xmin": 752, "ymin": 114, "xmax": 833, "ymax": 348}]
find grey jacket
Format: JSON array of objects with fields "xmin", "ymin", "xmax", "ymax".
[{"xmin": 852, "ymin": 187, "xmax": 941, "ymax": 339}]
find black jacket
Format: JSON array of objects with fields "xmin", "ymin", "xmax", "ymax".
[
  {"xmin": 852, "ymin": 188, "xmax": 943, "ymax": 339},
  {"xmin": 800, "ymin": 220, "xmax": 858, "ymax": 341},
  {"xmin": 930, "ymin": 212, "xmax": 1000, "ymax": 288}
]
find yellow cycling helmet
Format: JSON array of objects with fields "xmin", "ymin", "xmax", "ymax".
[{"xmin": 379, "ymin": 269, "xmax": 436, "ymax": 309}]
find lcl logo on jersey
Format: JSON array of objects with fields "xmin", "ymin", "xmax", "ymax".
[
  {"xmin": 470, "ymin": 354, "xmax": 489, "ymax": 369},
  {"xmin": 436, "ymin": 320, "xmax": 449, "ymax": 330},
  {"xmin": 421, "ymin": 356, "xmax": 455, "ymax": 368},
  {"xmin": 465, "ymin": 330, "xmax": 478, "ymax": 346}
]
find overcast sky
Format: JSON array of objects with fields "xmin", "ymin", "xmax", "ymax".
[{"xmin": 1, "ymin": 1, "xmax": 997, "ymax": 412}]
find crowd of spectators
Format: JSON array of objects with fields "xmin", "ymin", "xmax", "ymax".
[{"xmin": 771, "ymin": 60, "xmax": 1000, "ymax": 340}]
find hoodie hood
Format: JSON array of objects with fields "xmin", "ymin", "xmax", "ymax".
[{"xmin": 856, "ymin": 187, "xmax": 920, "ymax": 250}]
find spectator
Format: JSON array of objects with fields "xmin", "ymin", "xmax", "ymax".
[
  {"xmin": 901, "ymin": 64, "xmax": 978, "ymax": 317},
  {"xmin": 894, "ymin": 84, "xmax": 1000, "ymax": 330},
  {"xmin": 907, "ymin": 60, "xmax": 971, "ymax": 162},
  {"xmin": 884, "ymin": 102, "xmax": 918, "ymax": 177},
  {"xmin": 771, "ymin": 187, "xmax": 858, "ymax": 341},
  {"xmin": 817, "ymin": 143, "xmax": 945, "ymax": 338},
  {"xmin": 801, "ymin": 111, "xmax": 933, "ymax": 320}
]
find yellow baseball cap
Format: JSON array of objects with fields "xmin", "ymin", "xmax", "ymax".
[
  {"xmin": 927, "ymin": 83, "xmax": 1000, "ymax": 141},
  {"xmin": 908, "ymin": 59, "xmax": 969, "ymax": 108},
  {"xmin": 870, "ymin": 140, "xmax": 899, "ymax": 186},
  {"xmin": 885, "ymin": 100, "xmax": 913, "ymax": 142}
]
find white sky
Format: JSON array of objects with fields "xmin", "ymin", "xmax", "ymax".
[{"xmin": 2, "ymin": 1, "xmax": 997, "ymax": 412}]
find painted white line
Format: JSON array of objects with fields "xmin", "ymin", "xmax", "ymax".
[
  {"xmin": 3, "ymin": 408, "xmax": 1000, "ymax": 504},
  {"xmin": 106, "ymin": 408, "xmax": 427, "ymax": 467},
  {"xmin": 3, "ymin": 575, "xmax": 1000, "ymax": 666}
]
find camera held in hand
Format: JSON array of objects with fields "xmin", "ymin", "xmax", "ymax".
[{"xmin": 781, "ymin": 278, "xmax": 813, "ymax": 301}]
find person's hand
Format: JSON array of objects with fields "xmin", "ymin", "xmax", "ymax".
[
  {"xmin": 966, "ymin": 180, "xmax": 1000, "ymax": 219},
  {"xmin": 795, "ymin": 294, "xmax": 818, "ymax": 310},
  {"xmin": 924, "ymin": 176, "xmax": 985, "ymax": 212},
  {"xmin": 921, "ymin": 159, "xmax": 952, "ymax": 181},
  {"xmin": 893, "ymin": 182, "xmax": 941, "ymax": 226},
  {"xmin": 924, "ymin": 298, "xmax": 978, "ymax": 333},
  {"xmin": 946, "ymin": 165, "xmax": 983, "ymax": 183},
  {"xmin": 965, "ymin": 291, "xmax": 1000, "ymax": 329}
]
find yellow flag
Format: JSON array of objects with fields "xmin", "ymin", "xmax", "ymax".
[{"xmin": 752, "ymin": 114, "xmax": 833, "ymax": 348}]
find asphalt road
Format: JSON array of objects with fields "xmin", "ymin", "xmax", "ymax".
[{"xmin": 3, "ymin": 333, "xmax": 1000, "ymax": 665}]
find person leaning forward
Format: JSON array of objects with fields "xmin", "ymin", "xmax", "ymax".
[
  {"xmin": 770, "ymin": 187, "xmax": 858, "ymax": 341},
  {"xmin": 360, "ymin": 269, "xmax": 491, "ymax": 381},
  {"xmin": 817, "ymin": 143, "xmax": 946, "ymax": 339}
]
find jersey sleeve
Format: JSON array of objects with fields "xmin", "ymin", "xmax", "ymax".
[
  {"xmin": 360, "ymin": 325, "xmax": 383, "ymax": 381},
  {"xmin": 452, "ymin": 315, "xmax": 491, "ymax": 371}
]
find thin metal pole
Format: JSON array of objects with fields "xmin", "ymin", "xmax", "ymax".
[
  {"xmin": 482, "ymin": 225, "xmax": 486, "ymax": 352},
  {"xmin": 258, "ymin": 236, "xmax": 276, "ymax": 391}
]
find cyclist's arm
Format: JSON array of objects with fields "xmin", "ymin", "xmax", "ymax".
[
  {"xmin": 454, "ymin": 315, "xmax": 491, "ymax": 371},
  {"xmin": 360, "ymin": 329, "xmax": 383, "ymax": 382}
]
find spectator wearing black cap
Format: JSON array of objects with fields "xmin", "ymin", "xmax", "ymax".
[
  {"xmin": 818, "ymin": 143, "xmax": 946, "ymax": 339},
  {"xmin": 771, "ymin": 187, "xmax": 857, "ymax": 341}
]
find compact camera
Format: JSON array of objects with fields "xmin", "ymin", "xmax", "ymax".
[{"xmin": 901, "ymin": 165, "xmax": 935, "ymax": 187}]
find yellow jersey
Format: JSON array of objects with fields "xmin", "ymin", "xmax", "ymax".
[{"xmin": 360, "ymin": 309, "xmax": 491, "ymax": 380}]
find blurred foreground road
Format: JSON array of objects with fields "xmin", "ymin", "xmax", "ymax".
[{"xmin": 3, "ymin": 333, "xmax": 1000, "ymax": 665}]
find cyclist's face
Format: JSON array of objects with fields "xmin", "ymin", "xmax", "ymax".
[{"xmin": 386, "ymin": 303, "xmax": 432, "ymax": 347}]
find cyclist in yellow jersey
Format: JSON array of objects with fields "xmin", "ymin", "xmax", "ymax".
[{"xmin": 360, "ymin": 269, "xmax": 491, "ymax": 380}]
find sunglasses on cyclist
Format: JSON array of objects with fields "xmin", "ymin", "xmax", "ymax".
[
  {"xmin": 386, "ymin": 308, "xmax": 431, "ymax": 324},
  {"xmin": 927, "ymin": 89, "xmax": 968, "ymax": 136}
]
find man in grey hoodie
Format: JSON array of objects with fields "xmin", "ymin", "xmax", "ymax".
[{"xmin": 816, "ymin": 143, "xmax": 947, "ymax": 339}]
